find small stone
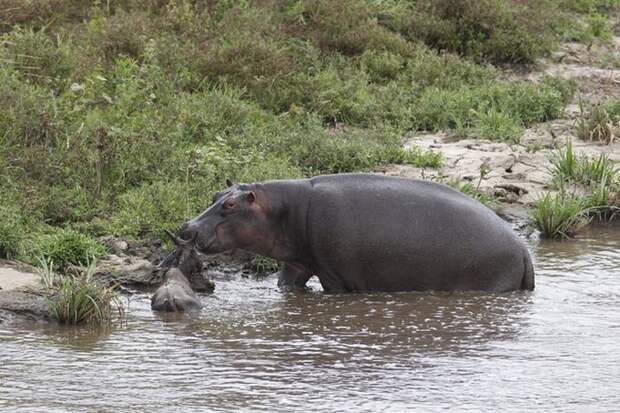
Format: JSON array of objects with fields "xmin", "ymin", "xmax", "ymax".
[
  {"xmin": 70, "ymin": 83, "xmax": 84, "ymax": 92},
  {"xmin": 99, "ymin": 236, "xmax": 129, "ymax": 255}
]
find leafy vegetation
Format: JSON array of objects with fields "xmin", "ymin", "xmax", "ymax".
[
  {"xmin": 37, "ymin": 229, "xmax": 107, "ymax": 272},
  {"xmin": 529, "ymin": 193, "xmax": 590, "ymax": 239},
  {"xmin": 534, "ymin": 140, "xmax": 619, "ymax": 237},
  {"xmin": 557, "ymin": 0, "xmax": 620, "ymax": 43},
  {"xmin": 40, "ymin": 258, "xmax": 124, "ymax": 325},
  {"xmin": 0, "ymin": 0, "xmax": 614, "ymax": 258}
]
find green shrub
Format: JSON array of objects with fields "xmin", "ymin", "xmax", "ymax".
[
  {"xmin": 0, "ymin": 27, "xmax": 75, "ymax": 90},
  {"xmin": 529, "ymin": 193, "xmax": 590, "ymax": 239},
  {"xmin": 0, "ymin": 0, "xmax": 89, "ymax": 32},
  {"xmin": 0, "ymin": 68, "xmax": 56, "ymax": 147},
  {"xmin": 359, "ymin": 49, "xmax": 404, "ymax": 83},
  {"xmin": 561, "ymin": 0, "xmax": 620, "ymax": 13},
  {"xmin": 576, "ymin": 153, "xmax": 619, "ymax": 186},
  {"xmin": 107, "ymin": 180, "xmax": 193, "ymax": 238},
  {"xmin": 391, "ymin": 0, "xmax": 557, "ymax": 64},
  {"xmin": 40, "ymin": 258, "xmax": 123, "ymax": 326},
  {"xmin": 413, "ymin": 79, "xmax": 568, "ymax": 132},
  {"xmin": 474, "ymin": 109, "xmax": 524, "ymax": 143},
  {"xmin": 283, "ymin": 0, "xmax": 412, "ymax": 56},
  {"xmin": 247, "ymin": 255, "xmax": 280, "ymax": 277},
  {"xmin": 0, "ymin": 201, "xmax": 27, "ymax": 259},
  {"xmin": 37, "ymin": 229, "xmax": 106, "ymax": 271}
]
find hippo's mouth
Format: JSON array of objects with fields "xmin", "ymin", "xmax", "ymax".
[{"xmin": 194, "ymin": 233, "xmax": 219, "ymax": 255}]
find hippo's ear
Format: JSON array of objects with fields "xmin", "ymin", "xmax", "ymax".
[
  {"xmin": 246, "ymin": 191, "xmax": 256, "ymax": 203},
  {"xmin": 225, "ymin": 178, "xmax": 234, "ymax": 187}
]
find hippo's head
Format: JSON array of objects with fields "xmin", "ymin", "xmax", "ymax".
[{"xmin": 180, "ymin": 180, "xmax": 275, "ymax": 256}]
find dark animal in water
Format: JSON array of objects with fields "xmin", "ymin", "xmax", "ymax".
[
  {"xmin": 151, "ymin": 231, "xmax": 204, "ymax": 312},
  {"xmin": 180, "ymin": 174, "xmax": 535, "ymax": 293}
]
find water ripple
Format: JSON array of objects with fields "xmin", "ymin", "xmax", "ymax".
[{"xmin": 2, "ymin": 227, "xmax": 620, "ymax": 412}]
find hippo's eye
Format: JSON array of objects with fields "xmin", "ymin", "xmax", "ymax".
[{"xmin": 223, "ymin": 199, "xmax": 237, "ymax": 210}]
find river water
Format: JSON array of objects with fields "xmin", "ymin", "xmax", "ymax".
[{"xmin": 1, "ymin": 225, "xmax": 619, "ymax": 412}]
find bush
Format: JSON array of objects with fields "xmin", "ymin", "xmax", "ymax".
[
  {"xmin": 0, "ymin": 201, "xmax": 27, "ymax": 259},
  {"xmin": 37, "ymin": 229, "xmax": 106, "ymax": 271},
  {"xmin": 0, "ymin": 27, "xmax": 75, "ymax": 90},
  {"xmin": 549, "ymin": 140, "xmax": 579, "ymax": 185},
  {"xmin": 283, "ymin": 0, "xmax": 411, "ymax": 57},
  {"xmin": 107, "ymin": 180, "xmax": 194, "ymax": 238},
  {"xmin": 413, "ymin": 79, "xmax": 568, "ymax": 132},
  {"xmin": 529, "ymin": 193, "xmax": 590, "ymax": 239},
  {"xmin": 0, "ymin": 68, "xmax": 56, "ymax": 148},
  {"xmin": 40, "ymin": 258, "xmax": 123, "ymax": 325},
  {"xmin": 391, "ymin": 0, "xmax": 557, "ymax": 64},
  {"xmin": 474, "ymin": 109, "xmax": 524, "ymax": 143}
]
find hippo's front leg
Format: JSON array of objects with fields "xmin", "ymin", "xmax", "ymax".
[{"xmin": 276, "ymin": 262, "xmax": 312, "ymax": 292}]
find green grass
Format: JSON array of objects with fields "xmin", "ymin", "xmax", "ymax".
[
  {"xmin": 529, "ymin": 193, "xmax": 590, "ymax": 239},
  {"xmin": 447, "ymin": 179, "xmax": 497, "ymax": 208},
  {"xmin": 36, "ymin": 229, "xmax": 107, "ymax": 272},
  {"xmin": 550, "ymin": 140, "xmax": 618, "ymax": 187},
  {"xmin": 546, "ymin": 140, "xmax": 619, "ymax": 226},
  {"xmin": 549, "ymin": 140, "xmax": 579, "ymax": 185},
  {"xmin": 40, "ymin": 258, "xmax": 124, "ymax": 326},
  {"xmin": 0, "ymin": 0, "xmax": 601, "ymax": 255}
]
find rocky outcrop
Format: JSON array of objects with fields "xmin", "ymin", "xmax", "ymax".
[{"xmin": 0, "ymin": 290, "xmax": 50, "ymax": 323}]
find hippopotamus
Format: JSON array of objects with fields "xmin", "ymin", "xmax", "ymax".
[
  {"xmin": 180, "ymin": 174, "xmax": 535, "ymax": 293},
  {"xmin": 151, "ymin": 231, "xmax": 205, "ymax": 312}
]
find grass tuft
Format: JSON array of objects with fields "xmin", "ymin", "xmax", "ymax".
[
  {"xmin": 40, "ymin": 257, "xmax": 124, "ymax": 326},
  {"xmin": 529, "ymin": 193, "xmax": 590, "ymax": 239}
]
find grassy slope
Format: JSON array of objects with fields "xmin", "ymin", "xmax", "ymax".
[{"xmin": 0, "ymin": 0, "xmax": 617, "ymax": 265}]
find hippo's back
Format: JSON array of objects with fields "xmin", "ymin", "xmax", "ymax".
[{"xmin": 305, "ymin": 173, "xmax": 532, "ymax": 292}]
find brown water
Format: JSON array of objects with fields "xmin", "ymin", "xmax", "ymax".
[{"xmin": 1, "ymin": 226, "xmax": 620, "ymax": 412}]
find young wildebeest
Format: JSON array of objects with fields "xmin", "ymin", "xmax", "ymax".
[{"xmin": 151, "ymin": 231, "xmax": 204, "ymax": 312}]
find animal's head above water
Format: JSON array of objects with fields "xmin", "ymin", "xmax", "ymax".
[
  {"xmin": 180, "ymin": 180, "xmax": 276, "ymax": 256},
  {"xmin": 161, "ymin": 230, "xmax": 202, "ymax": 276}
]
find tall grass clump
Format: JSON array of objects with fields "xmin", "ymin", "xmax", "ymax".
[
  {"xmin": 577, "ymin": 99, "xmax": 620, "ymax": 144},
  {"xmin": 549, "ymin": 140, "xmax": 579, "ymax": 185},
  {"xmin": 529, "ymin": 193, "xmax": 590, "ymax": 239},
  {"xmin": 548, "ymin": 140, "xmax": 619, "ymax": 219},
  {"xmin": 549, "ymin": 140, "xmax": 619, "ymax": 188},
  {"xmin": 40, "ymin": 258, "xmax": 123, "ymax": 326}
]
